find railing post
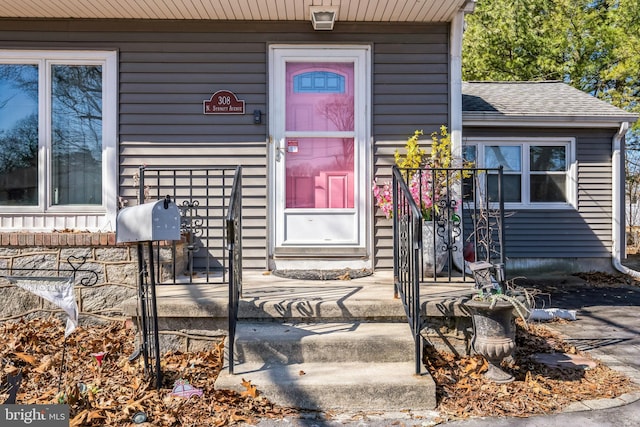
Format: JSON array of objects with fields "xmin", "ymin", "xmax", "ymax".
[
  {"xmin": 412, "ymin": 214, "xmax": 422, "ymax": 375},
  {"xmin": 226, "ymin": 217, "xmax": 236, "ymax": 375},
  {"xmin": 497, "ymin": 165, "xmax": 506, "ymax": 292},
  {"xmin": 392, "ymin": 166, "xmax": 425, "ymax": 376},
  {"xmin": 226, "ymin": 166, "xmax": 242, "ymax": 375},
  {"xmin": 392, "ymin": 169, "xmax": 399, "ymax": 299}
]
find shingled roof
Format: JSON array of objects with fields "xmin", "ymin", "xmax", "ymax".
[{"xmin": 462, "ymin": 81, "xmax": 638, "ymax": 126}]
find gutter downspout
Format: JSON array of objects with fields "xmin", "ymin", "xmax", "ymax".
[{"xmin": 611, "ymin": 121, "xmax": 640, "ymax": 278}]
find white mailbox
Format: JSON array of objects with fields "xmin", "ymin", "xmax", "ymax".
[{"xmin": 116, "ymin": 198, "xmax": 181, "ymax": 243}]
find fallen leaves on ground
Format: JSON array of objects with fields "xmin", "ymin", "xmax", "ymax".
[
  {"xmin": 2, "ymin": 317, "xmax": 639, "ymax": 425},
  {"xmin": 0, "ymin": 318, "xmax": 295, "ymax": 426},
  {"xmin": 425, "ymin": 320, "xmax": 640, "ymax": 421},
  {"xmin": 572, "ymin": 271, "xmax": 636, "ymax": 286}
]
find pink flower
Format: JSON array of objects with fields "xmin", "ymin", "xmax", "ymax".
[
  {"xmin": 374, "ymin": 169, "xmax": 447, "ymax": 221},
  {"xmin": 372, "ymin": 180, "xmax": 393, "ymax": 219},
  {"xmin": 409, "ymin": 171, "xmax": 438, "ymax": 220}
]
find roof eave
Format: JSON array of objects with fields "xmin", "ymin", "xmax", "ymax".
[
  {"xmin": 463, "ymin": 113, "xmax": 639, "ymax": 128},
  {"xmin": 0, "ymin": 0, "xmax": 474, "ymax": 22}
]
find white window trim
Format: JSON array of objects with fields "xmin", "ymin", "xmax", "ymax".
[
  {"xmin": 0, "ymin": 50, "xmax": 118, "ymax": 229},
  {"xmin": 464, "ymin": 137, "xmax": 577, "ymax": 210}
]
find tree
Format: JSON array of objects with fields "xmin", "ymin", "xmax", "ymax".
[
  {"xmin": 463, "ymin": 0, "xmax": 640, "ymax": 238},
  {"xmin": 463, "ymin": 0, "xmax": 640, "ymax": 132},
  {"xmin": 463, "ymin": 0, "xmax": 565, "ymax": 81}
]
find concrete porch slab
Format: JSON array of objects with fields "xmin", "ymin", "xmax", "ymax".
[{"xmin": 122, "ymin": 270, "xmax": 477, "ymax": 321}]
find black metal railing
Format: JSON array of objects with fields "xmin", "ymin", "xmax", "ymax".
[
  {"xmin": 135, "ymin": 241, "xmax": 163, "ymax": 389},
  {"xmin": 392, "ymin": 165, "xmax": 425, "ymax": 375},
  {"xmin": 393, "ymin": 165, "xmax": 505, "ymax": 375},
  {"xmin": 395, "ymin": 166, "xmax": 466, "ymax": 282},
  {"xmin": 138, "ymin": 166, "xmax": 239, "ymax": 284},
  {"xmin": 135, "ymin": 165, "xmax": 243, "ymax": 379},
  {"xmin": 226, "ymin": 166, "xmax": 243, "ymax": 375}
]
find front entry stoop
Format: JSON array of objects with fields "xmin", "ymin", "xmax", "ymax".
[
  {"xmin": 214, "ymin": 322, "xmax": 437, "ymax": 411},
  {"xmin": 212, "ymin": 270, "xmax": 441, "ymax": 412},
  {"xmin": 119, "ymin": 270, "xmax": 474, "ymax": 412}
]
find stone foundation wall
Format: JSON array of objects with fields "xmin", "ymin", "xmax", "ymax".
[{"xmin": 0, "ymin": 232, "xmax": 185, "ymax": 324}]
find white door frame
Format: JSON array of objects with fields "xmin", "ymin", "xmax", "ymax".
[{"xmin": 268, "ymin": 44, "xmax": 372, "ymax": 265}]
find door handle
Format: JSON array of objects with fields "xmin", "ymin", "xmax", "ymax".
[
  {"xmin": 274, "ymin": 138, "xmax": 285, "ymax": 162},
  {"xmin": 269, "ymin": 135, "xmax": 285, "ymax": 162}
]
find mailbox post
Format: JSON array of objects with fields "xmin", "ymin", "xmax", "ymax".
[{"xmin": 116, "ymin": 196, "xmax": 181, "ymax": 389}]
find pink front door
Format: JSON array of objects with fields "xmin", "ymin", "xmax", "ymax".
[
  {"xmin": 285, "ymin": 62, "xmax": 355, "ymax": 209},
  {"xmin": 270, "ymin": 46, "xmax": 370, "ymax": 256}
]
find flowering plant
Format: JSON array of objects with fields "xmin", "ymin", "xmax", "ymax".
[
  {"xmin": 373, "ymin": 126, "xmax": 460, "ymax": 221},
  {"xmin": 372, "ymin": 180, "xmax": 394, "ymax": 219}
]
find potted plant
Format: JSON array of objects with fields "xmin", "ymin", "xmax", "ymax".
[{"xmin": 373, "ymin": 126, "xmax": 465, "ymax": 275}]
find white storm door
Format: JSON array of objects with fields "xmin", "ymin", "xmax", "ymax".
[{"xmin": 270, "ymin": 46, "xmax": 370, "ymax": 254}]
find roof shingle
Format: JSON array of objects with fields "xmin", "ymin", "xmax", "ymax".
[{"xmin": 462, "ymin": 81, "xmax": 638, "ymax": 123}]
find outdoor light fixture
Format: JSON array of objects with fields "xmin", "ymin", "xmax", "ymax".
[{"xmin": 310, "ymin": 6, "xmax": 338, "ymax": 31}]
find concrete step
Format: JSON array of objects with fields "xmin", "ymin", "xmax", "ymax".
[
  {"xmin": 214, "ymin": 360, "xmax": 436, "ymax": 411},
  {"xmin": 231, "ymin": 322, "xmax": 415, "ymax": 364},
  {"xmin": 215, "ymin": 320, "xmax": 437, "ymax": 411}
]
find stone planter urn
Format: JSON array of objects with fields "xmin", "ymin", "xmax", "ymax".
[
  {"xmin": 422, "ymin": 221, "xmax": 448, "ymax": 276},
  {"xmin": 465, "ymin": 299, "xmax": 516, "ymax": 383}
]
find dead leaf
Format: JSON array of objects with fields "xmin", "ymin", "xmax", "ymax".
[
  {"xmin": 230, "ymin": 411, "xmax": 252, "ymax": 422},
  {"xmin": 35, "ymin": 355, "xmax": 53, "ymax": 373},
  {"xmin": 86, "ymin": 410, "xmax": 106, "ymax": 422},
  {"xmin": 241, "ymin": 378, "xmax": 259, "ymax": 398},
  {"xmin": 4, "ymin": 365, "xmax": 20, "ymax": 375},
  {"xmin": 337, "ymin": 272, "xmax": 351, "ymax": 280},
  {"xmin": 70, "ymin": 410, "xmax": 88, "ymax": 427},
  {"xmin": 13, "ymin": 352, "xmax": 37, "ymax": 365}
]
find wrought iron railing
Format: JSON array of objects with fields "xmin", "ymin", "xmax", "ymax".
[
  {"xmin": 138, "ymin": 166, "xmax": 239, "ymax": 284},
  {"xmin": 393, "ymin": 165, "xmax": 505, "ymax": 375},
  {"xmin": 395, "ymin": 166, "xmax": 466, "ymax": 282},
  {"xmin": 392, "ymin": 165, "xmax": 425, "ymax": 375},
  {"xmin": 226, "ymin": 166, "xmax": 242, "ymax": 375},
  {"xmin": 136, "ymin": 165, "xmax": 243, "ymax": 379}
]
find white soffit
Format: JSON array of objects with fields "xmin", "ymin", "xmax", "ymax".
[{"xmin": 0, "ymin": 0, "xmax": 470, "ymax": 22}]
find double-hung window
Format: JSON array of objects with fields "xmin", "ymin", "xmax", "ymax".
[
  {"xmin": 463, "ymin": 138, "xmax": 577, "ymax": 209},
  {"xmin": 0, "ymin": 50, "xmax": 117, "ymax": 223}
]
